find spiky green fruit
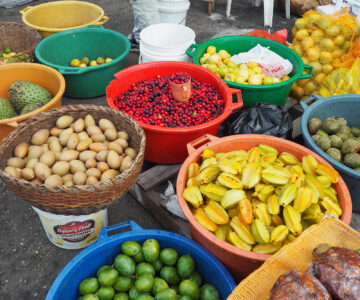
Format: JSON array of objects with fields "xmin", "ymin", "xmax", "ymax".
[{"xmin": 0, "ymin": 97, "xmax": 16, "ymax": 120}]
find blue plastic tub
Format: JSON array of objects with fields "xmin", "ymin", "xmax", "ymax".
[
  {"xmin": 46, "ymin": 221, "xmax": 236, "ymax": 300},
  {"xmin": 301, "ymin": 94, "xmax": 360, "ymax": 212}
]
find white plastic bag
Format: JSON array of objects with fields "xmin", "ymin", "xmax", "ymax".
[{"xmin": 230, "ymin": 44, "xmax": 293, "ymax": 78}]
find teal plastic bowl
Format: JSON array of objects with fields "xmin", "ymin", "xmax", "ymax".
[
  {"xmin": 35, "ymin": 26, "xmax": 130, "ymax": 98},
  {"xmin": 301, "ymin": 94, "xmax": 360, "ymax": 212}
]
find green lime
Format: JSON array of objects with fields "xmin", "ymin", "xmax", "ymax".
[
  {"xmin": 114, "ymin": 292, "xmax": 129, "ymax": 300},
  {"xmin": 179, "ymin": 296, "xmax": 192, "ymax": 300},
  {"xmin": 113, "ymin": 276, "xmax": 134, "ymax": 292},
  {"xmin": 96, "ymin": 265, "xmax": 112, "ymax": 277},
  {"xmin": 98, "ymin": 268, "xmax": 119, "ymax": 287},
  {"xmin": 97, "ymin": 57, "xmax": 105, "ymax": 64},
  {"xmin": 4, "ymin": 47, "xmax": 11, "ymax": 54},
  {"xmin": 136, "ymin": 295, "xmax": 155, "ymax": 300},
  {"xmin": 154, "ymin": 288, "xmax": 177, "ymax": 300},
  {"xmin": 83, "ymin": 295, "xmax": 99, "ymax": 300},
  {"xmin": 81, "ymin": 57, "xmax": 90, "ymax": 65},
  {"xmin": 152, "ymin": 277, "xmax": 169, "ymax": 295},
  {"xmin": 159, "ymin": 248, "xmax": 179, "ymax": 266},
  {"xmin": 97, "ymin": 287, "xmax": 115, "ymax": 300},
  {"xmin": 134, "ymin": 250, "xmax": 145, "ymax": 263},
  {"xmin": 115, "ymin": 254, "xmax": 136, "ymax": 276},
  {"xmin": 179, "ymin": 280, "xmax": 200, "ymax": 300},
  {"xmin": 187, "ymin": 272, "xmax": 202, "ymax": 286},
  {"xmin": 200, "ymin": 284, "xmax": 220, "ymax": 300},
  {"xmin": 153, "ymin": 259, "xmax": 163, "ymax": 272},
  {"xmin": 142, "ymin": 239, "xmax": 160, "ymax": 263},
  {"xmin": 129, "ymin": 287, "xmax": 142, "ymax": 300},
  {"xmin": 136, "ymin": 263, "xmax": 155, "ymax": 276},
  {"xmin": 135, "ymin": 274, "xmax": 154, "ymax": 292},
  {"xmin": 160, "ymin": 266, "xmax": 180, "ymax": 285},
  {"xmin": 79, "ymin": 277, "xmax": 99, "ymax": 295},
  {"xmin": 122, "ymin": 241, "xmax": 141, "ymax": 256},
  {"xmin": 177, "ymin": 256, "xmax": 195, "ymax": 278}
]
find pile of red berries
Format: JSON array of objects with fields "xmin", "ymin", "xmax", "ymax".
[{"xmin": 114, "ymin": 72, "xmax": 225, "ymax": 128}]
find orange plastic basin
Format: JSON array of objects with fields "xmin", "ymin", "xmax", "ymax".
[
  {"xmin": 0, "ymin": 63, "xmax": 65, "ymax": 141},
  {"xmin": 176, "ymin": 134, "xmax": 352, "ymax": 281}
]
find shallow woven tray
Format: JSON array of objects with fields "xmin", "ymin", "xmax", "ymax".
[
  {"xmin": 0, "ymin": 22, "xmax": 41, "ymax": 64},
  {"xmin": 0, "ymin": 105, "xmax": 146, "ymax": 215}
]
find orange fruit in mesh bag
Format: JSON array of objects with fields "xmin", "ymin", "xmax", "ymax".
[
  {"xmin": 292, "ymin": 44, "xmax": 303, "ymax": 56},
  {"xmin": 295, "ymin": 29, "xmax": 309, "ymax": 41},
  {"xmin": 306, "ymin": 48, "xmax": 320, "ymax": 61},
  {"xmin": 314, "ymin": 73, "xmax": 327, "ymax": 85},
  {"xmin": 295, "ymin": 18, "xmax": 307, "ymax": 30},
  {"xmin": 291, "ymin": 86, "xmax": 304, "ymax": 99},
  {"xmin": 325, "ymin": 25, "xmax": 341, "ymax": 37},
  {"xmin": 301, "ymin": 37, "xmax": 314, "ymax": 51},
  {"xmin": 309, "ymin": 62, "xmax": 323, "ymax": 75},
  {"xmin": 311, "ymin": 31, "xmax": 324, "ymax": 43},
  {"xmin": 320, "ymin": 39, "xmax": 335, "ymax": 51},
  {"xmin": 334, "ymin": 35, "xmax": 345, "ymax": 46},
  {"xmin": 320, "ymin": 51, "xmax": 334, "ymax": 64},
  {"xmin": 304, "ymin": 81, "xmax": 317, "ymax": 95},
  {"xmin": 323, "ymin": 64, "xmax": 334, "ymax": 74}
]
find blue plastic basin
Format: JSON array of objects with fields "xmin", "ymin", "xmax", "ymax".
[
  {"xmin": 301, "ymin": 94, "xmax": 360, "ymax": 212},
  {"xmin": 46, "ymin": 221, "xmax": 236, "ymax": 300}
]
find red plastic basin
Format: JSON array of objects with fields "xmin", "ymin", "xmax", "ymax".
[{"xmin": 106, "ymin": 61, "xmax": 243, "ymax": 164}]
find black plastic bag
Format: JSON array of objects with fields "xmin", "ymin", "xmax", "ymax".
[{"xmin": 224, "ymin": 102, "xmax": 293, "ymax": 139}]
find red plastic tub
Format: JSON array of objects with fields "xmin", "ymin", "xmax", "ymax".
[
  {"xmin": 176, "ymin": 134, "xmax": 352, "ymax": 281},
  {"xmin": 107, "ymin": 61, "xmax": 243, "ymax": 164}
]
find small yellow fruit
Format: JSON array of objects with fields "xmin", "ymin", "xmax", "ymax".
[
  {"xmin": 295, "ymin": 18, "xmax": 307, "ymax": 30},
  {"xmin": 90, "ymin": 60, "xmax": 98, "ymax": 67},
  {"xmin": 247, "ymin": 62, "xmax": 259, "ymax": 69},
  {"xmin": 70, "ymin": 59, "xmax": 81, "ymax": 67},
  {"xmin": 295, "ymin": 29, "xmax": 309, "ymax": 41},
  {"xmin": 309, "ymin": 62, "xmax": 322, "ymax": 75},
  {"xmin": 97, "ymin": 57, "xmax": 105, "ymax": 64},
  {"xmin": 105, "ymin": 58, "xmax": 113, "ymax": 63},
  {"xmin": 304, "ymin": 81, "xmax": 317, "ymax": 96},
  {"xmin": 322, "ymin": 64, "xmax": 334, "ymax": 75},
  {"xmin": 263, "ymin": 76, "xmax": 274, "ymax": 85},
  {"xmin": 218, "ymin": 49, "xmax": 230, "ymax": 60},
  {"xmin": 281, "ymin": 75, "xmax": 290, "ymax": 82},
  {"xmin": 81, "ymin": 57, "xmax": 90, "ymax": 65},
  {"xmin": 291, "ymin": 86, "xmax": 304, "ymax": 99},
  {"xmin": 334, "ymin": 35, "xmax": 345, "ymax": 46},
  {"xmin": 302, "ymin": 57, "xmax": 309, "ymax": 64},
  {"xmin": 79, "ymin": 63, "xmax": 87, "ymax": 68},
  {"xmin": 206, "ymin": 46, "xmax": 216, "ymax": 55},
  {"xmin": 301, "ymin": 37, "xmax": 314, "ymax": 51},
  {"xmin": 311, "ymin": 30, "xmax": 324, "ymax": 42},
  {"xmin": 342, "ymin": 41, "xmax": 351, "ymax": 52},
  {"xmin": 306, "ymin": 48, "xmax": 320, "ymax": 61},
  {"xmin": 319, "ymin": 51, "xmax": 333, "ymax": 64},
  {"xmin": 292, "ymin": 44, "xmax": 303, "ymax": 56},
  {"xmin": 314, "ymin": 73, "xmax": 326, "ymax": 85},
  {"xmin": 320, "ymin": 38, "xmax": 335, "ymax": 51}
]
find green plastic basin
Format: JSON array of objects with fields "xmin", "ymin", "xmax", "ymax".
[
  {"xmin": 186, "ymin": 36, "xmax": 313, "ymax": 106},
  {"xmin": 35, "ymin": 26, "xmax": 130, "ymax": 98}
]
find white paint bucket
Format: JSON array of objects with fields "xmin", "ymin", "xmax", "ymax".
[
  {"xmin": 33, "ymin": 206, "xmax": 108, "ymax": 249},
  {"xmin": 139, "ymin": 45, "xmax": 190, "ymax": 63},
  {"xmin": 157, "ymin": 0, "xmax": 190, "ymax": 25}
]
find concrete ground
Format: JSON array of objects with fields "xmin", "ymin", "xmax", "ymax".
[{"xmin": 0, "ymin": 0, "xmax": 359, "ymax": 299}]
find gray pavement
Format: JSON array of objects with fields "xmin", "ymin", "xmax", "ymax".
[{"xmin": 0, "ymin": 1, "xmax": 359, "ymax": 299}]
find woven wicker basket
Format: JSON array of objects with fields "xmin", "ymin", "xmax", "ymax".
[
  {"xmin": 0, "ymin": 22, "xmax": 41, "ymax": 65},
  {"xmin": 0, "ymin": 105, "xmax": 146, "ymax": 215}
]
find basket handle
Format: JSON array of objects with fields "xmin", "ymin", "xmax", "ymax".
[
  {"xmin": 186, "ymin": 44, "xmax": 199, "ymax": 58},
  {"xmin": 227, "ymin": 88, "xmax": 243, "ymax": 111},
  {"xmin": 298, "ymin": 64, "xmax": 313, "ymax": 80},
  {"xmin": 6, "ymin": 121, "xmax": 18, "ymax": 129},
  {"xmin": 300, "ymin": 94, "xmax": 325, "ymax": 111},
  {"xmin": 98, "ymin": 220, "xmax": 143, "ymax": 241},
  {"xmin": 93, "ymin": 16, "xmax": 109, "ymax": 26},
  {"xmin": 58, "ymin": 67, "xmax": 89, "ymax": 75},
  {"xmin": 187, "ymin": 134, "xmax": 219, "ymax": 155},
  {"xmin": 20, "ymin": 6, "xmax": 32, "ymax": 14}
]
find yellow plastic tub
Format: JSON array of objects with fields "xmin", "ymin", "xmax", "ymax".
[
  {"xmin": 0, "ymin": 63, "xmax": 65, "ymax": 141},
  {"xmin": 20, "ymin": 1, "xmax": 109, "ymax": 39}
]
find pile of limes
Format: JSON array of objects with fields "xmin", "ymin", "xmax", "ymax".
[
  {"xmin": 70, "ymin": 56, "xmax": 113, "ymax": 68},
  {"xmin": 77, "ymin": 239, "xmax": 221, "ymax": 300},
  {"xmin": 290, "ymin": 10, "xmax": 360, "ymax": 100}
]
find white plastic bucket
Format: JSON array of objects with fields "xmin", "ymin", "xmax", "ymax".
[
  {"xmin": 33, "ymin": 206, "xmax": 108, "ymax": 249},
  {"xmin": 139, "ymin": 46, "xmax": 189, "ymax": 63},
  {"xmin": 157, "ymin": 0, "xmax": 190, "ymax": 25},
  {"xmin": 140, "ymin": 23, "xmax": 195, "ymax": 56}
]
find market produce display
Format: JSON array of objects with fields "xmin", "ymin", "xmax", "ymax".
[
  {"xmin": 77, "ymin": 238, "xmax": 221, "ymax": 300},
  {"xmin": 308, "ymin": 116, "xmax": 360, "ymax": 171},
  {"xmin": 269, "ymin": 244, "xmax": 360, "ymax": 299},
  {"xmin": 290, "ymin": 10, "xmax": 359, "ymax": 100},
  {"xmin": 198, "ymin": 46, "xmax": 290, "ymax": 85},
  {"xmin": 3, "ymin": 114, "xmax": 137, "ymax": 186},
  {"xmin": 182, "ymin": 145, "xmax": 342, "ymax": 254},
  {"xmin": 0, "ymin": 80, "xmax": 52, "ymax": 120},
  {"xmin": 113, "ymin": 72, "xmax": 224, "ymax": 127},
  {"xmin": 70, "ymin": 56, "xmax": 113, "ymax": 67},
  {"xmin": 0, "ymin": 46, "xmax": 30, "ymax": 63}
]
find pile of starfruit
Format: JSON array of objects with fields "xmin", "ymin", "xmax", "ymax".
[{"xmin": 182, "ymin": 145, "xmax": 342, "ymax": 254}]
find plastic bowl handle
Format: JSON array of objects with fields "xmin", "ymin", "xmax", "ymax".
[
  {"xmin": 228, "ymin": 88, "xmax": 243, "ymax": 111},
  {"xmin": 298, "ymin": 64, "xmax": 313, "ymax": 80},
  {"xmin": 98, "ymin": 220, "xmax": 143, "ymax": 241},
  {"xmin": 187, "ymin": 134, "xmax": 219, "ymax": 155},
  {"xmin": 186, "ymin": 44, "xmax": 199, "ymax": 58},
  {"xmin": 58, "ymin": 67, "xmax": 88, "ymax": 75},
  {"xmin": 300, "ymin": 94, "xmax": 325, "ymax": 111},
  {"xmin": 20, "ymin": 6, "xmax": 32, "ymax": 14},
  {"xmin": 94, "ymin": 16, "xmax": 109, "ymax": 26}
]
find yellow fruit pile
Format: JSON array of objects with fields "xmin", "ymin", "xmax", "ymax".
[
  {"xmin": 70, "ymin": 56, "xmax": 113, "ymax": 68},
  {"xmin": 199, "ymin": 46, "xmax": 290, "ymax": 85},
  {"xmin": 290, "ymin": 10, "xmax": 359, "ymax": 100},
  {"xmin": 182, "ymin": 145, "xmax": 342, "ymax": 254}
]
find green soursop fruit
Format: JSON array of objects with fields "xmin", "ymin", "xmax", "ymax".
[
  {"xmin": 20, "ymin": 103, "xmax": 44, "ymax": 115},
  {"xmin": 8, "ymin": 81, "xmax": 52, "ymax": 113},
  {"xmin": 0, "ymin": 97, "xmax": 16, "ymax": 120}
]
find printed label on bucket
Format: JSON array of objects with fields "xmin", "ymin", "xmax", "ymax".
[
  {"xmin": 33, "ymin": 207, "xmax": 108, "ymax": 250},
  {"xmin": 54, "ymin": 220, "xmax": 96, "ymax": 242}
]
